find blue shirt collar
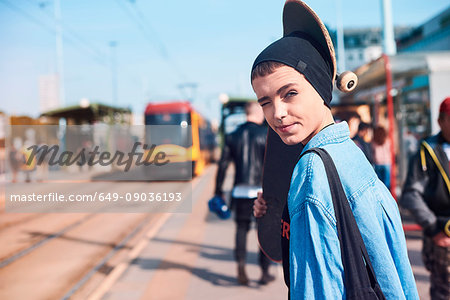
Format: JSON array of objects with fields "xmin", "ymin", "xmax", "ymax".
[{"xmin": 301, "ymin": 121, "xmax": 350, "ymax": 154}]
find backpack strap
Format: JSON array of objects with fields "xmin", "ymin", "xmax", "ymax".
[
  {"xmin": 420, "ymin": 141, "xmax": 450, "ymax": 194},
  {"xmin": 300, "ymin": 147, "xmax": 385, "ymax": 299}
]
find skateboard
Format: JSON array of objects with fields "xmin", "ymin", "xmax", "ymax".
[
  {"xmin": 256, "ymin": 0, "xmax": 358, "ymax": 262},
  {"xmin": 258, "ymin": 127, "xmax": 303, "ymax": 262}
]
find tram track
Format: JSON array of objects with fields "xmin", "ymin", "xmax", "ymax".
[
  {"xmin": 0, "ymin": 177, "xmax": 196, "ymax": 300},
  {"xmin": 61, "ymin": 213, "xmax": 155, "ymax": 300},
  {"xmin": 0, "ymin": 213, "xmax": 96, "ymax": 268},
  {"xmin": 0, "ymin": 181, "xmax": 114, "ymax": 264},
  {"xmin": 61, "ymin": 167, "xmax": 212, "ymax": 300},
  {"xmin": 0, "ymin": 179, "xmax": 108, "ymax": 231}
]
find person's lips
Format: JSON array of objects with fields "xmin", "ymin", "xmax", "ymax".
[{"xmin": 276, "ymin": 123, "xmax": 297, "ymax": 133}]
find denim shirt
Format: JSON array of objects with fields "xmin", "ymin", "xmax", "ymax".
[{"xmin": 287, "ymin": 122, "xmax": 419, "ymax": 300}]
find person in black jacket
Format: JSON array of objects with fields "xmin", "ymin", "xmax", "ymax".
[
  {"xmin": 214, "ymin": 101, "xmax": 274, "ymax": 286},
  {"xmin": 401, "ymin": 96, "xmax": 450, "ymax": 300}
]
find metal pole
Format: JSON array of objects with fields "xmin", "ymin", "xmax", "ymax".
[
  {"xmin": 383, "ymin": 54, "xmax": 397, "ymax": 199},
  {"xmin": 380, "ymin": 0, "xmax": 397, "ymax": 55},
  {"xmin": 109, "ymin": 41, "xmax": 118, "ymax": 106},
  {"xmin": 54, "ymin": 0, "xmax": 65, "ymax": 106},
  {"xmin": 336, "ymin": 0, "xmax": 346, "ymax": 72}
]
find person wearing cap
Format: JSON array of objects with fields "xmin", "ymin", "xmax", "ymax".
[
  {"xmin": 213, "ymin": 101, "xmax": 275, "ymax": 285},
  {"xmin": 251, "ymin": 1, "xmax": 418, "ymax": 299},
  {"xmin": 401, "ymin": 97, "xmax": 450, "ymax": 300}
]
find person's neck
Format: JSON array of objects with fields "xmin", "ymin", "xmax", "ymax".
[
  {"xmin": 320, "ymin": 110, "xmax": 335, "ymax": 131},
  {"xmin": 301, "ymin": 110, "xmax": 334, "ymax": 145}
]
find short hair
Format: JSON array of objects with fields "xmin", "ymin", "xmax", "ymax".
[
  {"xmin": 358, "ymin": 122, "xmax": 371, "ymax": 132},
  {"xmin": 347, "ymin": 111, "xmax": 361, "ymax": 121},
  {"xmin": 340, "ymin": 111, "xmax": 361, "ymax": 123},
  {"xmin": 251, "ymin": 61, "xmax": 286, "ymax": 81}
]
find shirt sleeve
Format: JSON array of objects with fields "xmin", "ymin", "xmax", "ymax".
[
  {"xmin": 400, "ymin": 151, "xmax": 437, "ymax": 235},
  {"xmin": 289, "ymin": 197, "xmax": 344, "ymax": 300},
  {"xmin": 214, "ymin": 135, "xmax": 232, "ymax": 196}
]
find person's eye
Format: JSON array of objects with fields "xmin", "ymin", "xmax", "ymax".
[
  {"xmin": 260, "ymin": 101, "xmax": 271, "ymax": 107},
  {"xmin": 286, "ymin": 90, "xmax": 298, "ymax": 97}
]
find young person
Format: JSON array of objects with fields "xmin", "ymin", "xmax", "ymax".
[{"xmin": 252, "ymin": 1, "xmax": 418, "ymax": 298}]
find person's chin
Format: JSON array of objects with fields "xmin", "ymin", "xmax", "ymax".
[{"xmin": 280, "ymin": 134, "xmax": 301, "ymax": 146}]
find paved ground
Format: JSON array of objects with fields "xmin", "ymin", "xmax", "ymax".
[
  {"xmin": 404, "ymin": 216, "xmax": 431, "ymax": 300},
  {"xmin": 0, "ymin": 166, "xmax": 429, "ymax": 300},
  {"xmin": 100, "ymin": 165, "xmax": 431, "ymax": 300}
]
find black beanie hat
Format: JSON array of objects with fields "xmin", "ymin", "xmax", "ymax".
[{"xmin": 251, "ymin": 31, "xmax": 333, "ymax": 106}]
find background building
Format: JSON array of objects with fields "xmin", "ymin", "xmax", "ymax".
[
  {"xmin": 330, "ymin": 27, "xmax": 412, "ymax": 71},
  {"xmin": 337, "ymin": 4, "xmax": 450, "ymax": 185},
  {"xmin": 397, "ymin": 6, "xmax": 450, "ymax": 52}
]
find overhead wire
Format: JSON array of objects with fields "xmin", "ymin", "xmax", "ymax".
[
  {"xmin": 27, "ymin": 0, "xmax": 108, "ymax": 65},
  {"xmin": 114, "ymin": 0, "xmax": 188, "ymax": 82},
  {"xmin": 2, "ymin": 0, "xmax": 194, "ymax": 102},
  {"xmin": 0, "ymin": 0, "xmax": 109, "ymax": 67}
]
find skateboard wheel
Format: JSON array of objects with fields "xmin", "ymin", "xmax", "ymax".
[{"xmin": 336, "ymin": 71, "xmax": 358, "ymax": 92}]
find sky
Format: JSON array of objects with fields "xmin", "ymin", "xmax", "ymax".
[{"xmin": 1, "ymin": 0, "xmax": 449, "ymax": 123}]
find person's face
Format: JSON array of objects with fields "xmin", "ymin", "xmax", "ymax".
[
  {"xmin": 252, "ymin": 65, "xmax": 328, "ymax": 145},
  {"xmin": 348, "ymin": 117, "xmax": 360, "ymax": 138},
  {"xmin": 438, "ymin": 113, "xmax": 450, "ymax": 142}
]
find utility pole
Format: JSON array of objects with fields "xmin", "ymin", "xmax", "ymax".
[
  {"xmin": 54, "ymin": 0, "xmax": 65, "ymax": 106},
  {"xmin": 336, "ymin": 0, "xmax": 346, "ymax": 72},
  {"xmin": 109, "ymin": 41, "xmax": 118, "ymax": 106},
  {"xmin": 380, "ymin": 0, "xmax": 397, "ymax": 55}
]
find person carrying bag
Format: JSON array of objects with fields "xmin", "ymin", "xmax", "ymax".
[{"xmin": 251, "ymin": 1, "xmax": 418, "ymax": 298}]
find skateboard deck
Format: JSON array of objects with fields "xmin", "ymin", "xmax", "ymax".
[{"xmin": 257, "ymin": 127, "xmax": 303, "ymax": 262}]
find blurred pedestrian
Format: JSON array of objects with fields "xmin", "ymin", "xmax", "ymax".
[
  {"xmin": 342, "ymin": 112, "xmax": 374, "ymax": 164},
  {"xmin": 403, "ymin": 129, "xmax": 419, "ymax": 160},
  {"xmin": 373, "ymin": 126, "xmax": 391, "ymax": 189},
  {"xmin": 353, "ymin": 122, "xmax": 374, "ymax": 165},
  {"xmin": 213, "ymin": 101, "xmax": 274, "ymax": 285},
  {"xmin": 401, "ymin": 96, "xmax": 450, "ymax": 300},
  {"xmin": 251, "ymin": 1, "xmax": 418, "ymax": 298},
  {"xmin": 21, "ymin": 144, "xmax": 36, "ymax": 182},
  {"xmin": 8, "ymin": 145, "xmax": 22, "ymax": 183},
  {"xmin": 345, "ymin": 111, "xmax": 361, "ymax": 139},
  {"xmin": 35, "ymin": 142, "xmax": 49, "ymax": 181}
]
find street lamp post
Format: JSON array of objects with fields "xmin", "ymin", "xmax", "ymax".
[
  {"xmin": 380, "ymin": 0, "xmax": 397, "ymax": 55},
  {"xmin": 54, "ymin": 0, "xmax": 65, "ymax": 107},
  {"xmin": 336, "ymin": 0, "xmax": 346, "ymax": 72},
  {"xmin": 109, "ymin": 41, "xmax": 118, "ymax": 106}
]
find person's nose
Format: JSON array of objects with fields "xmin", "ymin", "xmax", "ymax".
[{"xmin": 273, "ymin": 100, "xmax": 287, "ymax": 123}]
